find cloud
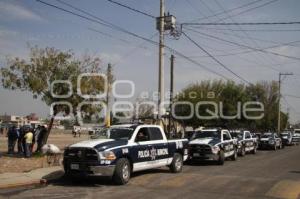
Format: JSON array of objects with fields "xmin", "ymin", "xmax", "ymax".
[{"xmin": 0, "ymin": 1, "xmax": 44, "ymax": 22}]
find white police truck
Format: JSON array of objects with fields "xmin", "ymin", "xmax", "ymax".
[
  {"xmin": 230, "ymin": 130, "xmax": 258, "ymax": 156},
  {"xmin": 188, "ymin": 128, "xmax": 238, "ymax": 165},
  {"xmin": 63, "ymin": 124, "xmax": 188, "ymax": 185}
]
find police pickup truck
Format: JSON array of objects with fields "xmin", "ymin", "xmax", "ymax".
[
  {"xmin": 280, "ymin": 130, "xmax": 293, "ymax": 146},
  {"xmin": 259, "ymin": 132, "xmax": 282, "ymax": 150},
  {"xmin": 230, "ymin": 130, "xmax": 257, "ymax": 156},
  {"xmin": 188, "ymin": 128, "xmax": 238, "ymax": 165},
  {"xmin": 292, "ymin": 129, "xmax": 300, "ymax": 145},
  {"xmin": 63, "ymin": 124, "xmax": 188, "ymax": 185}
]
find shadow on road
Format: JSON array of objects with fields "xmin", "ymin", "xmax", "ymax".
[
  {"xmin": 48, "ymin": 168, "xmax": 170, "ymax": 187},
  {"xmin": 184, "ymin": 160, "xmax": 219, "ymax": 166},
  {"xmin": 289, "ymin": 171, "xmax": 300, "ymax": 174}
]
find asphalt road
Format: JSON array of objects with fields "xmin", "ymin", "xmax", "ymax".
[{"xmin": 1, "ymin": 146, "xmax": 300, "ymax": 199}]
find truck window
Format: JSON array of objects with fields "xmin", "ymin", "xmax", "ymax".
[
  {"xmin": 223, "ymin": 131, "xmax": 231, "ymax": 141},
  {"xmin": 135, "ymin": 128, "xmax": 150, "ymax": 142},
  {"xmin": 245, "ymin": 132, "xmax": 251, "ymax": 139},
  {"xmin": 149, "ymin": 127, "xmax": 163, "ymax": 140}
]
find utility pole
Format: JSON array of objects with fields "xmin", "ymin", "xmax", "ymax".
[
  {"xmin": 106, "ymin": 63, "xmax": 112, "ymax": 127},
  {"xmin": 158, "ymin": 0, "xmax": 165, "ymax": 120},
  {"xmin": 278, "ymin": 72, "xmax": 293, "ymax": 134},
  {"xmin": 169, "ymin": 55, "xmax": 174, "ymax": 134}
]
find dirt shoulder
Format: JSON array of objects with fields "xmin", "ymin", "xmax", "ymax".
[{"xmin": 0, "ymin": 130, "xmax": 89, "ymax": 173}]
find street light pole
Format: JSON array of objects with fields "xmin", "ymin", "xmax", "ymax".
[
  {"xmin": 158, "ymin": 0, "xmax": 165, "ymax": 120},
  {"xmin": 278, "ymin": 72, "xmax": 293, "ymax": 134},
  {"xmin": 169, "ymin": 54, "xmax": 174, "ymax": 134}
]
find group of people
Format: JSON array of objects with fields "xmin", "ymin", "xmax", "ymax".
[{"xmin": 6, "ymin": 125, "xmax": 47, "ymax": 158}]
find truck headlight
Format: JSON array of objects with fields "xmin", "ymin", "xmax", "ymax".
[
  {"xmin": 237, "ymin": 142, "xmax": 242, "ymax": 148},
  {"xmin": 211, "ymin": 146, "xmax": 220, "ymax": 154},
  {"xmin": 100, "ymin": 151, "xmax": 116, "ymax": 160}
]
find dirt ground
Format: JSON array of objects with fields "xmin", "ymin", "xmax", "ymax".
[{"xmin": 0, "ymin": 130, "xmax": 89, "ymax": 173}]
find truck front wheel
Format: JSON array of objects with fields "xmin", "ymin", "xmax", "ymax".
[
  {"xmin": 170, "ymin": 153, "xmax": 183, "ymax": 173},
  {"xmin": 112, "ymin": 158, "xmax": 131, "ymax": 185}
]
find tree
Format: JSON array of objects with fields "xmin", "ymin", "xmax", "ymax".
[
  {"xmin": 175, "ymin": 80, "xmax": 288, "ymax": 131},
  {"xmin": 133, "ymin": 97, "xmax": 156, "ymax": 119},
  {"xmin": 1, "ymin": 46, "xmax": 109, "ymax": 144}
]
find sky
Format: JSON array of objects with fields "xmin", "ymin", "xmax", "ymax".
[{"xmin": 0, "ymin": 0, "xmax": 300, "ymax": 123}]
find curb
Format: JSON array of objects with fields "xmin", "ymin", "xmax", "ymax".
[
  {"xmin": 0, "ymin": 179, "xmax": 43, "ymax": 190},
  {"xmin": 0, "ymin": 170, "xmax": 64, "ymax": 190}
]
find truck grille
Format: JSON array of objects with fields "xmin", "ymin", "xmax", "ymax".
[
  {"xmin": 64, "ymin": 148, "xmax": 99, "ymax": 162},
  {"xmin": 260, "ymin": 140, "xmax": 269, "ymax": 144},
  {"xmin": 189, "ymin": 144, "xmax": 212, "ymax": 154}
]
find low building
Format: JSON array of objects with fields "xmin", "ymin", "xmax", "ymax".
[{"xmin": 0, "ymin": 114, "xmax": 44, "ymax": 128}]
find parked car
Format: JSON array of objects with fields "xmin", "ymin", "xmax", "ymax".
[
  {"xmin": 230, "ymin": 130, "xmax": 257, "ymax": 156},
  {"xmin": 280, "ymin": 130, "xmax": 293, "ymax": 146},
  {"xmin": 63, "ymin": 124, "xmax": 188, "ymax": 185},
  {"xmin": 259, "ymin": 133, "xmax": 282, "ymax": 150},
  {"xmin": 188, "ymin": 128, "xmax": 238, "ymax": 165}
]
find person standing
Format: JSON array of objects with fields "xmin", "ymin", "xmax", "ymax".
[
  {"xmin": 7, "ymin": 125, "xmax": 18, "ymax": 154},
  {"xmin": 24, "ymin": 130, "xmax": 33, "ymax": 158},
  {"xmin": 36, "ymin": 126, "xmax": 46, "ymax": 153},
  {"xmin": 17, "ymin": 126, "xmax": 25, "ymax": 155}
]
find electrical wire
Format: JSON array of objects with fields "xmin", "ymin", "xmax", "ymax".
[
  {"xmin": 192, "ymin": 27, "xmax": 300, "ymax": 32},
  {"xmin": 36, "ymin": 0, "xmax": 231, "ymax": 80},
  {"xmin": 184, "ymin": 27, "xmax": 300, "ymax": 61},
  {"xmin": 284, "ymin": 94, "xmax": 300, "ymax": 99},
  {"xmin": 182, "ymin": 21, "xmax": 300, "ymax": 26},
  {"xmin": 214, "ymin": 0, "xmax": 279, "ymax": 23},
  {"xmin": 188, "ymin": 0, "xmax": 266, "ymax": 23},
  {"xmin": 182, "ymin": 31, "xmax": 251, "ymax": 85},
  {"xmin": 105, "ymin": 0, "xmax": 155, "ymax": 19}
]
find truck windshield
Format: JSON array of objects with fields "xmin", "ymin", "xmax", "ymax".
[
  {"xmin": 92, "ymin": 127, "xmax": 135, "ymax": 140},
  {"xmin": 281, "ymin": 133, "xmax": 289, "ymax": 136},
  {"xmin": 230, "ymin": 132, "xmax": 243, "ymax": 139},
  {"xmin": 262, "ymin": 134, "xmax": 273, "ymax": 138},
  {"xmin": 192, "ymin": 130, "xmax": 221, "ymax": 140}
]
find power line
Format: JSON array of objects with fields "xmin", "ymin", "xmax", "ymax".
[
  {"xmin": 195, "ymin": 27, "xmax": 300, "ymax": 32},
  {"xmin": 181, "ymin": 0, "xmax": 289, "ymax": 75},
  {"xmin": 182, "ymin": 31, "xmax": 251, "ymax": 85},
  {"xmin": 284, "ymin": 94, "xmax": 300, "ymax": 99},
  {"xmin": 282, "ymin": 96, "xmax": 300, "ymax": 115},
  {"xmin": 36, "ymin": 0, "xmax": 230, "ymax": 80},
  {"xmin": 105, "ymin": 0, "xmax": 155, "ymax": 19},
  {"xmin": 188, "ymin": 0, "xmax": 266, "ymax": 23},
  {"xmin": 182, "ymin": 21, "xmax": 300, "ymax": 26},
  {"xmin": 215, "ymin": 0, "xmax": 279, "ymax": 22},
  {"xmin": 209, "ymin": 0, "xmax": 283, "ymax": 79},
  {"xmin": 184, "ymin": 27, "xmax": 300, "ymax": 61},
  {"xmin": 187, "ymin": 39, "xmax": 300, "ymax": 58},
  {"xmin": 87, "ymin": 27, "xmax": 132, "ymax": 44}
]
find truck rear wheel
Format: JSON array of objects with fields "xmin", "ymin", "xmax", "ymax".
[
  {"xmin": 112, "ymin": 158, "xmax": 131, "ymax": 185},
  {"xmin": 231, "ymin": 148, "xmax": 237, "ymax": 161},
  {"xmin": 240, "ymin": 146, "xmax": 246, "ymax": 157},
  {"xmin": 252, "ymin": 146, "xmax": 257, "ymax": 154},
  {"xmin": 217, "ymin": 150, "xmax": 225, "ymax": 165},
  {"xmin": 170, "ymin": 153, "xmax": 183, "ymax": 173}
]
